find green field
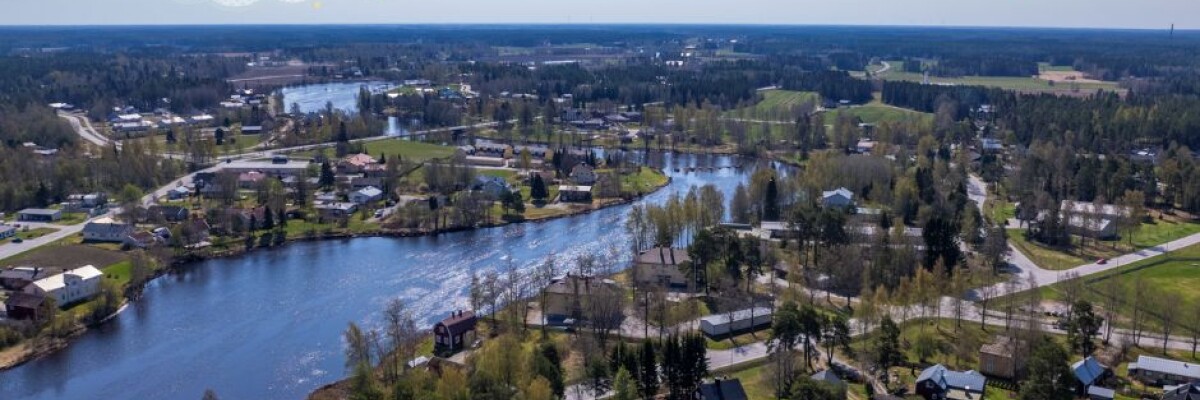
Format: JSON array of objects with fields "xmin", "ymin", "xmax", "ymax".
[
  {"xmin": 1008, "ymin": 218, "xmax": 1200, "ymax": 271},
  {"xmin": 730, "ymin": 90, "xmax": 821, "ymax": 121},
  {"xmin": 822, "ymin": 102, "xmax": 933, "ymax": 125},
  {"xmin": 619, "ymin": 167, "xmax": 669, "ymax": 195}
]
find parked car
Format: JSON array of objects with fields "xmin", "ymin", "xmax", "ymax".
[
  {"xmin": 12, "ymin": 238, "xmax": 23, "ymax": 243},
  {"xmin": 1097, "ymin": 258, "xmax": 1108, "ymax": 265}
]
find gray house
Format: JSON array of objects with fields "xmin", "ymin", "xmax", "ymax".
[{"xmin": 822, "ymin": 187, "xmax": 854, "ymax": 208}]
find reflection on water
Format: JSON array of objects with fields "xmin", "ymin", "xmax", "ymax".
[
  {"xmin": 280, "ymin": 81, "xmax": 391, "ymax": 114},
  {"xmin": 0, "ymin": 153, "xmax": 780, "ymax": 400}
]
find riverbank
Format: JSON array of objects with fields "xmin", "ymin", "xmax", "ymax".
[{"xmin": 0, "ymin": 169, "xmax": 671, "ymax": 374}]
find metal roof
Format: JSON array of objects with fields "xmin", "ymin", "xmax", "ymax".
[
  {"xmin": 917, "ymin": 364, "xmax": 987, "ymax": 393},
  {"xmin": 1132, "ymin": 355, "xmax": 1200, "ymax": 381},
  {"xmin": 1072, "ymin": 356, "xmax": 1108, "ymax": 386},
  {"xmin": 699, "ymin": 307, "xmax": 773, "ymax": 326}
]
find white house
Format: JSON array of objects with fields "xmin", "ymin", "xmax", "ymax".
[
  {"xmin": 167, "ymin": 186, "xmax": 193, "ymax": 200},
  {"xmin": 570, "ymin": 164, "xmax": 597, "ymax": 185},
  {"xmin": 822, "ymin": 187, "xmax": 854, "ymax": 208},
  {"xmin": 24, "ymin": 265, "xmax": 104, "ymax": 307},
  {"xmin": 83, "ymin": 217, "xmax": 134, "ymax": 243},
  {"xmin": 350, "ymin": 186, "xmax": 384, "ymax": 205}
]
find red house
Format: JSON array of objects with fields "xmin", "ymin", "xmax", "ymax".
[{"xmin": 434, "ymin": 310, "xmax": 477, "ymax": 355}]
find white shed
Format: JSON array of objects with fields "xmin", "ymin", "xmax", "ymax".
[{"xmin": 700, "ymin": 307, "xmax": 773, "ymax": 337}]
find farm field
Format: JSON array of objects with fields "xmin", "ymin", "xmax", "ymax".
[{"xmin": 822, "ymin": 101, "xmax": 933, "ymax": 125}]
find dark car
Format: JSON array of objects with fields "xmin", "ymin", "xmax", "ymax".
[
  {"xmin": 12, "ymin": 237, "xmax": 23, "ymax": 243},
  {"xmin": 1097, "ymin": 258, "xmax": 1108, "ymax": 265}
]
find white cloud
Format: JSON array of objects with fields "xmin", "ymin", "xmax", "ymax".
[{"xmin": 210, "ymin": 0, "xmax": 307, "ymax": 7}]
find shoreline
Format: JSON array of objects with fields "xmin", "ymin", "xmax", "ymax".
[{"xmin": 0, "ymin": 169, "xmax": 672, "ymax": 372}]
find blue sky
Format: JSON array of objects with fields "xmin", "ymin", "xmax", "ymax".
[{"xmin": 3, "ymin": 0, "xmax": 1196, "ymax": 29}]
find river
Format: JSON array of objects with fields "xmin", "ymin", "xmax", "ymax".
[
  {"xmin": 0, "ymin": 153, "xmax": 777, "ymax": 400},
  {"xmin": 279, "ymin": 81, "xmax": 392, "ymax": 114}
]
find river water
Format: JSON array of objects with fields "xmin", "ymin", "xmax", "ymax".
[
  {"xmin": 0, "ymin": 153, "xmax": 773, "ymax": 400},
  {"xmin": 279, "ymin": 81, "xmax": 392, "ymax": 114}
]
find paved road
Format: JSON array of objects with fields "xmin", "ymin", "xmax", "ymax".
[
  {"xmin": 0, "ymin": 216, "xmax": 108, "ymax": 261},
  {"xmin": 59, "ymin": 112, "xmax": 119, "ymax": 149}
]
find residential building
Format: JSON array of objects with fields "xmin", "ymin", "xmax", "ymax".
[
  {"xmin": 315, "ymin": 202, "xmax": 358, "ymax": 219},
  {"xmin": 822, "ymin": 187, "xmax": 855, "ymax": 208},
  {"xmin": 979, "ymin": 336, "xmax": 1025, "ymax": 379},
  {"xmin": 811, "ymin": 369, "xmax": 847, "ymax": 390},
  {"xmin": 695, "ymin": 378, "xmax": 748, "ymax": 400},
  {"xmin": 147, "ymin": 205, "xmax": 189, "ymax": 222},
  {"xmin": 855, "ymin": 139, "xmax": 877, "ymax": 154},
  {"xmin": 633, "ymin": 247, "xmax": 691, "ymax": 288},
  {"xmin": 1073, "ymin": 356, "xmax": 1112, "ymax": 397},
  {"xmin": 915, "ymin": 364, "xmax": 987, "ymax": 400},
  {"xmin": 17, "ymin": 208, "xmax": 61, "ymax": 222},
  {"xmin": 23, "ymin": 265, "xmax": 104, "ymax": 307},
  {"xmin": 473, "ymin": 176, "xmax": 511, "ymax": 199},
  {"xmin": 83, "ymin": 217, "xmax": 134, "ymax": 243},
  {"xmin": 167, "ymin": 186, "xmax": 193, "ymax": 200},
  {"xmin": 1129, "ymin": 355, "xmax": 1200, "ymax": 386},
  {"xmin": 4, "ymin": 292, "xmax": 46, "ymax": 321},
  {"xmin": 433, "ymin": 310, "xmax": 477, "ymax": 354},
  {"xmin": 339, "ymin": 153, "xmax": 378, "ymax": 174},
  {"xmin": 238, "ymin": 171, "xmax": 268, "ymax": 189},
  {"xmin": 558, "ymin": 185, "xmax": 593, "ymax": 203},
  {"xmin": 0, "ymin": 224, "xmax": 15, "ymax": 240},
  {"xmin": 570, "ymin": 164, "xmax": 597, "ymax": 185},
  {"xmin": 541, "ymin": 274, "xmax": 620, "ymax": 321},
  {"xmin": 979, "ymin": 138, "xmax": 1005, "ymax": 153},
  {"xmin": 67, "ymin": 192, "xmax": 107, "ymax": 209},
  {"xmin": 0, "ymin": 266, "xmax": 48, "ymax": 290},
  {"xmin": 1087, "ymin": 386, "xmax": 1115, "ymax": 400},
  {"xmin": 350, "ymin": 186, "xmax": 384, "ymax": 205},
  {"xmin": 1163, "ymin": 383, "xmax": 1200, "ymax": 400},
  {"xmin": 125, "ymin": 231, "xmax": 161, "ymax": 248},
  {"xmin": 699, "ymin": 307, "xmax": 773, "ymax": 338}
]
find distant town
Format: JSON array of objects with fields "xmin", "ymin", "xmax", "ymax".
[{"xmin": 0, "ymin": 24, "xmax": 1199, "ymax": 400}]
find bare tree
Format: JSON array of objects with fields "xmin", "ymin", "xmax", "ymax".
[
  {"xmin": 382, "ymin": 298, "xmax": 419, "ymax": 383},
  {"xmin": 585, "ymin": 282, "xmax": 627, "ymax": 347},
  {"xmin": 1131, "ymin": 273, "xmax": 1148, "ymax": 346},
  {"xmin": 1099, "ymin": 275, "xmax": 1121, "ymax": 344},
  {"xmin": 977, "ymin": 280, "xmax": 998, "ymax": 330},
  {"xmin": 1160, "ymin": 293, "xmax": 1181, "ymax": 354}
]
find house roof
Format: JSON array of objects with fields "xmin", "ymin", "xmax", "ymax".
[
  {"xmin": 823, "ymin": 187, "xmax": 854, "ymax": 200},
  {"xmin": 436, "ymin": 310, "xmax": 477, "ymax": 337},
  {"xmin": 1073, "ymin": 356, "xmax": 1108, "ymax": 386},
  {"xmin": 1165, "ymin": 383, "xmax": 1200, "ymax": 400},
  {"xmin": 544, "ymin": 275, "xmax": 618, "ymax": 296},
  {"xmin": 0, "ymin": 224, "xmax": 15, "ymax": 234},
  {"xmin": 636, "ymin": 247, "xmax": 690, "ymax": 266},
  {"xmin": 558, "ymin": 185, "xmax": 592, "ymax": 192},
  {"xmin": 30, "ymin": 265, "xmax": 102, "ymax": 293},
  {"xmin": 699, "ymin": 308, "xmax": 773, "ymax": 327},
  {"xmin": 697, "ymin": 379, "xmax": 748, "ymax": 400},
  {"xmin": 1060, "ymin": 200, "xmax": 1131, "ymax": 218},
  {"xmin": 980, "ymin": 336, "xmax": 1020, "ymax": 357},
  {"xmin": 341, "ymin": 153, "xmax": 378, "ymax": 167},
  {"xmin": 18, "ymin": 208, "xmax": 60, "ymax": 216},
  {"xmin": 811, "ymin": 369, "xmax": 844, "ymax": 386},
  {"xmin": 0, "ymin": 266, "xmax": 48, "ymax": 282},
  {"xmin": 355, "ymin": 186, "xmax": 384, "ymax": 198},
  {"xmin": 917, "ymin": 364, "xmax": 986, "ymax": 393},
  {"xmin": 1088, "ymin": 386, "xmax": 1115, "ymax": 399},
  {"xmin": 83, "ymin": 218, "xmax": 132, "ymax": 235},
  {"xmin": 5, "ymin": 292, "xmax": 45, "ymax": 309},
  {"xmin": 1131, "ymin": 355, "xmax": 1200, "ymax": 381}
]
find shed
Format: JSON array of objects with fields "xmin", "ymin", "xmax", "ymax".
[
  {"xmin": 434, "ymin": 310, "xmax": 478, "ymax": 354},
  {"xmin": 699, "ymin": 307, "xmax": 773, "ymax": 338}
]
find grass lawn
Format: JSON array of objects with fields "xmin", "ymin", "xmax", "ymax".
[
  {"xmin": 56, "ymin": 212, "xmax": 89, "ymax": 226},
  {"xmin": 706, "ymin": 328, "xmax": 771, "ymax": 351},
  {"xmin": 619, "ymin": 167, "xmax": 669, "ymax": 195},
  {"xmin": 0, "ymin": 242, "xmax": 128, "ymax": 269},
  {"xmin": 8, "ymin": 225, "xmax": 57, "ymax": 241},
  {"xmin": 101, "ymin": 260, "xmax": 134, "ymax": 287},
  {"xmin": 984, "ymin": 199, "xmax": 1015, "ymax": 225},
  {"xmin": 1007, "ymin": 229, "xmax": 1093, "ymax": 271},
  {"xmin": 1007, "ymin": 218, "xmax": 1200, "ymax": 271},
  {"xmin": 727, "ymin": 363, "xmax": 776, "ymax": 400},
  {"xmin": 822, "ymin": 101, "xmax": 933, "ymax": 125},
  {"xmin": 1037, "ymin": 62, "xmax": 1076, "ymax": 72},
  {"xmin": 361, "ymin": 139, "xmax": 456, "ymax": 163},
  {"xmin": 727, "ymin": 90, "xmax": 820, "ymax": 121}
]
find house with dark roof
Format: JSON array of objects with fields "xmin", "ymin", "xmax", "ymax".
[
  {"xmin": 915, "ymin": 364, "xmax": 986, "ymax": 400},
  {"xmin": 569, "ymin": 164, "xmax": 597, "ymax": 185},
  {"xmin": 4, "ymin": 292, "xmax": 46, "ymax": 321},
  {"xmin": 811, "ymin": 369, "xmax": 846, "ymax": 389},
  {"xmin": 633, "ymin": 247, "xmax": 691, "ymax": 288},
  {"xmin": 696, "ymin": 378, "xmax": 748, "ymax": 400},
  {"xmin": 0, "ymin": 266, "xmax": 48, "ymax": 290},
  {"xmin": 147, "ymin": 205, "xmax": 189, "ymax": 222},
  {"xmin": 434, "ymin": 310, "xmax": 477, "ymax": 355}
]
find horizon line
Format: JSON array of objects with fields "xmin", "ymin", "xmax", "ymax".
[{"xmin": 0, "ymin": 22, "xmax": 1189, "ymax": 32}]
